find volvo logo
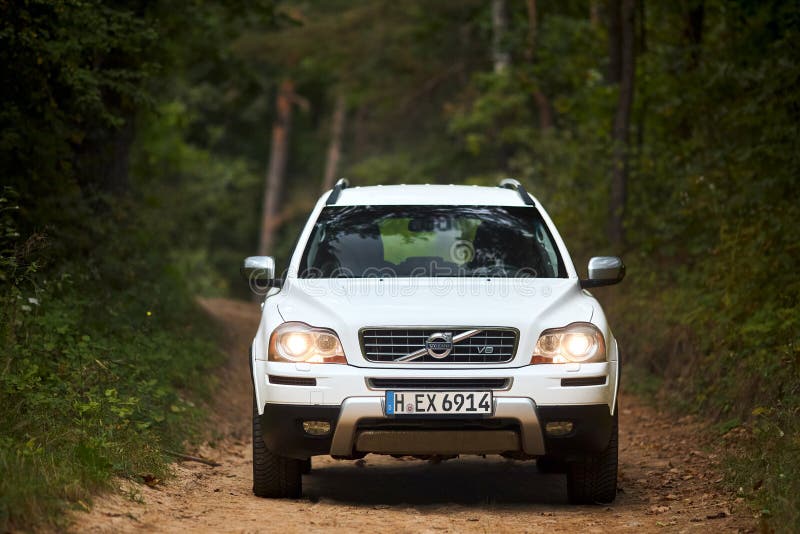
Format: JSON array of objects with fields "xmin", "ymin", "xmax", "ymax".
[{"xmin": 425, "ymin": 332, "xmax": 453, "ymax": 359}]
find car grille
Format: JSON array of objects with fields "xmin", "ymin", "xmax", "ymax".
[
  {"xmin": 367, "ymin": 378, "xmax": 511, "ymax": 389},
  {"xmin": 360, "ymin": 328, "xmax": 518, "ymax": 363}
]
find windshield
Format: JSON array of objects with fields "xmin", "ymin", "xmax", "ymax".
[{"xmin": 299, "ymin": 205, "xmax": 566, "ymax": 278}]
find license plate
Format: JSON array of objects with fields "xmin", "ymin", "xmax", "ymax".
[{"xmin": 384, "ymin": 391, "xmax": 493, "ymax": 416}]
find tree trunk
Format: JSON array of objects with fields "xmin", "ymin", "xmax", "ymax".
[
  {"xmin": 525, "ymin": 0, "xmax": 538, "ymax": 54},
  {"xmin": 533, "ymin": 91, "xmax": 553, "ymax": 130},
  {"xmin": 637, "ymin": 0, "xmax": 647, "ymax": 54},
  {"xmin": 609, "ymin": 0, "xmax": 635, "ymax": 248},
  {"xmin": 677, "ymin": 1, "xmax": 704, "ymax": 139},
  {"xmin": 352, "ymin": 104, "xmax": 368, "ymax": 161},
  {"xmin": 322, "ymin": 92, "xmax": 347, "ymax": 192},
  {"xmin": 635, "ymin": 0, "xmax": 647, "ymax": 152},
  {"xmin": 491, "ymin": 0, "xmax": 510, "ymax": 73},
  {"xmin": 258, "ymin": 79, "xmax": 294, "ymax": 256},
  {"xmin": 525, "ymin": 0, "xmax": 553, "ymax": 130},
  {"xmin": 684, "ymin": 0, "xmax": 704, "ymax": 67},
  {"xmin": 607, "ymin": 0, "xmax": 622, "ymax": 83},
  {"xmin": 590, "ymin": 1, "xmax": 601, "ymax": 28}
]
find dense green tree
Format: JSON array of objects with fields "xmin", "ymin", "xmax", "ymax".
[
  {"xmin": 0, "ymin": 1, "xmax": 275, "ymax": 529},
  {"xmin": 1, "ymin": 0, "xmax": 798, "ymax": 529}
]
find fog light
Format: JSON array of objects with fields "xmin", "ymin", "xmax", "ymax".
[
  {"xmin": 545, "ymin": 421, "xmax": 574, "ymax": 436},
  {"xmin": 302, "ymin": 421, "xmax": 331, "ymax": 436}
]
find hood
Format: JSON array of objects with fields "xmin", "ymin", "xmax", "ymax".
[{"xmin": 274, "ymin": 277, "xmax": 593, "ymax": 368}]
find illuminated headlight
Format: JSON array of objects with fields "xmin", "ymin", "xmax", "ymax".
[
  {"xmin": 531, "ymin": 322, "xmax": 606, "ymax": 364},
  {"xmin": 269, "ymin": 322, "xmax": 347, "ymax": 364}
]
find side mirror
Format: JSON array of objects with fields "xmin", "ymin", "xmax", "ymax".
[
  {"xmin": 580, "ymin": 256, "xmax": 625, "ymax": 289},
  {"xmin": 241, "ymin": 256, "xmax": 283, "ymax": 289}
]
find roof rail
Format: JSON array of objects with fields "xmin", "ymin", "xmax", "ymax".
[
  {"xmin": 498, "ymin": 178, "xmax": 535, "ymax": 206},
  {"xmin": 325, "ymin": 178, "xmax": 350, "ymax": 205}
]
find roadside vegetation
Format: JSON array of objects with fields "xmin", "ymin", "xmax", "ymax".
[
  {"xmin": 0, "ymin": 228, "xmax": 222, "ymax": 529},
  {"xmin": 0, "ymin": 2, "xmax": 272, "ymax": 530},
  {"xmin": 1, "ymin": 0, "xmax": 797, "ymax": 531}
]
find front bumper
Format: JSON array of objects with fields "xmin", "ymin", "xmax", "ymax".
[
  {"xmin": 254, "ymin": 360, "xmax": 617, "ymax": 408},
  {"xmin": 254, "ymin": 360, "xmax": 617, "ymax": 460},
  {"xmin": 259, "ymin": 399, "xmax": 613, "ymax": 460}
]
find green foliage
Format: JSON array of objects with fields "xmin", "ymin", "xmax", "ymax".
[
  {"xmin": 432, "ymin": 6, "xmax": 800, "ymax": 528},
  {"xmin": 616, "ymin": 0, "xmax": 800, "ymax": 417},
  {"xmin": 0, "ymin": 291, "xmax": 220, "ymax": 531},
  {"xmin": 1, "ymin": 0, "xmax": 798, "ymax": 530},
  {"xmin": 0, "ymin": 191, "xmax": 223, "ymax": 531},
  {"xmin": 0, "ymin": 1, "xmax": 156, "ymax": 212},
  {"xmin": 728, "ymin": 404, "xmax": 800, "ymax": 529},
  {"xmin": 0, "ymin": 1, "xmax": 272, "ymax": 530},
  {"xmin": 131, "ymin": 101, "xmax": 263, "ymax": 296}
]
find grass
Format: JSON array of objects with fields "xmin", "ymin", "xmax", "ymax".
[
  {"xmin": 0, "ymin": 275, "xmax": 223, "ymax": 531},
  {"xmin": 724, "ymin": 400, "xmax": 800, "ymax": 532},
  {"xmin": 604, "ymin": 253, "xmax": 800, "ymax": 534}
]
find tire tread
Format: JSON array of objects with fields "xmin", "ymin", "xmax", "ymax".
[
  {"xmin": 566, "ymin": 410, "xmax": 618, "ymax": 504},
  {"xmin": 252, "ymin": 401, "xmax": 302, "ymax": 498}
]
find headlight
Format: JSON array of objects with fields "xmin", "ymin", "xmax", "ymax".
[
  {"xmin": 269, "ymin": 322, "xmax": 347, "ymax": 364},
  {"xmin": 531, "ymin": 322, "xmax": 605, "ymax": 364}
]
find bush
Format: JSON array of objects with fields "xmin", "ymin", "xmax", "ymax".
[{"xmin": 0, "ymin": 191, "xmax": 222, "ymax": 531}]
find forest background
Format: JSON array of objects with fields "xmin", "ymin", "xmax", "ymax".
[{"xmin": 1, "ymin": 0, "xmax": 798, "ymax": 530}]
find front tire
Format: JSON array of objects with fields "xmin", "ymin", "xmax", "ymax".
[
  {"xmin": 566, "ymin": 410, "xmax": 618, "ymax": 504},
  {"xmin": 252, "ymin": 400, "xmax": 302, "ymax": 498}
]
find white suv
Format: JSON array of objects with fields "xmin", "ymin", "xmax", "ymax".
[{"xmin": 243, "ymin": 179, "xmax": 625, "ymax": 503}]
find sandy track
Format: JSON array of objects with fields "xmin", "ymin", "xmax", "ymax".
[{"xmin": 70, "ymin": 298, "xmax": 754, "ymax": 533}]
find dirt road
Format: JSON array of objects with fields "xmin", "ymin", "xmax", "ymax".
[{"xmin": 71, "ymin": 298, "xmax": 754, "ymax": 533}]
